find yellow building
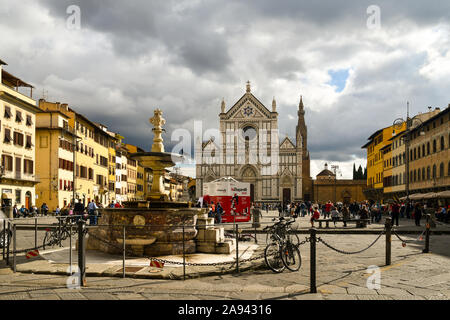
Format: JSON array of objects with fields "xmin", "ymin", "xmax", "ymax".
[
  {"xmin": 35, "ymin": 110, "xmax": 78, "ymax": 210},
  {"xmin": 38, "ymin": 100, "xmax": 111, "ymax": 206},
  {"xmin": 363, "ymin": 108, "xmax": 443, "ymax": 202},
  {"xmin": 123, "ymin": 144, "xmax": 137, "ymax": 201},
  {"xmin": 381, "ymin": 142, "xmax": 393, "ymax": 198},
  {"xmin": 389, "ymin": 131, "xmax": 407, "ymax": 198},
  {"xmin": 124, "ymin": 143, "xmax": 146, "ymax": 201},
  {"xmin": 0, "ymin": 59, "xmax": 40, "ymax": 214},
  {"xmin": 362, "ymin": 123, "xmax": 405, "ymax": 202},
  {"xmin": 106, "ymin": 131, "xmax": 119, "ymax": 205}
]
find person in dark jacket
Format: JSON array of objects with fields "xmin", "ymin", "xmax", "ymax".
[
  {"xmin": 391, "ymin": 201, "xmax": 400, "ymax": 227},
  {"xmin": 414, "ymin": 203, "xmax": 423, "ymax": 226}
]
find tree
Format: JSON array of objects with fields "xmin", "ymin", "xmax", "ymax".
[
  {"xmin": 357, "ymin": 165, "xmax": 363, "ymax": 180},
  {"xmin": 353, "ymin": 163, "xmax": 356, "ymax": 180}
]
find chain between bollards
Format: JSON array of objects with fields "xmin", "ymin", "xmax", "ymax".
[
  {"xmin": 423, "ymin": 214, "xmax": 431, "ymax": 253},
  {"xmin": 385, "ymin": 217, "xmax": 392, "ymax": 266}
]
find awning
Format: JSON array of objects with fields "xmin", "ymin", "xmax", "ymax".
[
  {"xmin": 436, "ymin": 190, "xmax": 450, "ymax": 199},
  {"xmin": 1, "ymin": 193, "xmax": 13, "ymax": 199},
  {"xmin": 422, "ymin": 192, "xmax": 438, "ymax": 200},
  {"xmin": 409, "ymin": 193, "xmax": 425, "ymax": 200}
]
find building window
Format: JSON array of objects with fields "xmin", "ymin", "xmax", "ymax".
[
  {"xmin": 25, "ymin": 135, "xmax": 32, "ymax": 149},
  {"xmin": 15, "ymin": 111, "xmax": 23, "ymax": 123},
  {"xmin": 13, "ymin": 132, "xmax": 24, "ymax": 146},
  {"xmin": 15, "ymin": 190, "xmax": 21, "ymax": 204},
  {"xmin": 24, "ymin": 159, "xmax": 33, "ymax": 174},
  {"xmin": 427, "ymin": 166, "xmax": 430, "ymax": 180},
  {"xmin": 4, "ymin": 128, "xmax": 12, "ymax": 143},
  {"xmin": 440, "ymin": 163, "xmax": 444, "ymax": 178},
  {"xmin": 432, "ymin": 165, "xmax": 437, "ymax": 179},
  {"xmin": 440, "ymin": 136, "xmax": 445, "ymax": 151},
  {"xmin": 433, "ymin": 140, "xmax": 437, "ymax": 153},
  {"xmin": 427, "ymin": 142, "xmax": 430, "ymax": 155},
  {"xmin": 26, "ymin": 115, "xmax": 33, "ymax": 126},
  {"xmin": 4, "ymin": 106, "xmax": 12, "ymax": 119},
  {"xmin": 1, "ymin": 155, "xmax": 13, "ymax": 171}
]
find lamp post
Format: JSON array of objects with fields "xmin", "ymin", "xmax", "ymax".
[{"xmin": 393, "ymin": 102, "xmax": 425, "ymax": 204}]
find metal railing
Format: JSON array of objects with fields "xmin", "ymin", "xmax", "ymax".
[{"xmin": 2, "ymin": 214, "xmax": 435, "ymax": 291}]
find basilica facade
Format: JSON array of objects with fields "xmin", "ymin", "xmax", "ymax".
[{"xmin": 195, "ymin": 82, "xmax": 311, "ymax": 204}]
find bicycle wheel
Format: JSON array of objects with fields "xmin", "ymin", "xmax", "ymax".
[
  {"xmin": 281, "ymin": 242, "xmax": 302, "ymax": 271},
  {"xmin": 0, "ymin": 230, "xmax": 11, "ymax": 248},
  {"xmin": 264, "ymin": 242, "xmax": 285, "ymax": 273},
  {"xmin": 43, "ymin": 230, "xmax": 56, "ymax": 250},
  {"xmin": 287, "ymin": 233, "xmax": 300, "ymax": 246}
]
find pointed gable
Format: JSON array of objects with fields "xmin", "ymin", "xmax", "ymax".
[
  {"xmin": 280, "ymin": 137, "xmax": 295, "ymax": 149},
  {"xmin": 224, "ymin": 92, "xmax": 273, "ymax": 120}
]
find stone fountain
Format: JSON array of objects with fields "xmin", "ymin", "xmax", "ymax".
[{"xmin": 87, "ymin": 109, "xmax": 203, "ymax": 256}]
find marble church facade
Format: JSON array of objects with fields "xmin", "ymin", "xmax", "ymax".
[{"xmin": 195, "ymin": 82, "xmax": 311, "ymax": 204}]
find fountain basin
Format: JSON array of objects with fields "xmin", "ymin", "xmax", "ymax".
[{"xmin": 87, "ymin": 207, "xmax": 203, "ymax": 256}]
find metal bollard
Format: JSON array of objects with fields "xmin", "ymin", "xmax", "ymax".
[
  {"xmin": 6, "ymin": 222, "xmax": 10, "ymax": 265},
  {"xmin": 34, "ymin": 218, "xmax": 37, "ymax": 249},
  {"xmin": 423, "ymin": 214, "xmax": 431, "ymax": 253},
  {"xmin": 13, "ymin": 224, "xmax": 16, "ymax": 273},
  {"xmin": 182, "ymin": 223, "xmax": 186, "ymax": 281},
  {"xmin": 69, "ymin": 224, "xmax": 72, "ymax": 275},
  {"xmin": 254, "ymin": 226, "xmax": 258, "ymax": 244},
  {"xmin": 235, "ymin": 224, "xmax": 239, "ymax": 273},
  {"xmin": 58, "ymin": 217, "xmax": 62, "ymax": 247},
  {"xmin": 123, "ymin": 225, "xmax": 126, "ymax": 278},
  {"xmin": 2, "ymin": 220, "xmax": 5, "ymax": 260},
  {"xmin": 77, "ymin": 220, "xmax": 86, "ymax": 287},
  {"xmin": 310, "ymin": 228, "xmax": 317, "ymax": 293},
  {"xmin": 385, "ymin": 217, "xmax": 392, "ymax": 266}
]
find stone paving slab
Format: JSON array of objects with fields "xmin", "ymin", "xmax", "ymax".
[{"xmin": 1, "ymin": 232, "xmax": 449, "ymax": 300}]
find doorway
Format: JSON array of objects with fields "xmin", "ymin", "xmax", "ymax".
[
  {"xmin": 250, "ymin": 184, "xmax": 255, "ymax": 203},
  {"xmin": 282, "ymin": 188, "xmax": 291, "ymax": 204},
  {"xmin": 25, "ymin": 191, "xmax": 32, "ymax": 210}
]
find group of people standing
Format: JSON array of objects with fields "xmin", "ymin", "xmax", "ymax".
[{"xmin": 12, "ymin": 203, "xmax": 49, "ymax": 218}]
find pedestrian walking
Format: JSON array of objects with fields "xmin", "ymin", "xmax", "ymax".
[
  {"xmin": 87, "ymin": 200, "xmax": 98, "ymax": 225},
  {"xmin": 391, "ymin": 201, "xmax": 400, "ymax": 227},
  {"xmin": 331, "ymin": 206, "xmax": 340, "ymax": 227},
  {"xmin": 414, "ymin": 203, "xmax": 423, "ymax": 226}
]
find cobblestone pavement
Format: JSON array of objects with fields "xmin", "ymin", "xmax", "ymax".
[{"xmin": 1, "ymin": 228, "xmax": 449, "ymax": 300}]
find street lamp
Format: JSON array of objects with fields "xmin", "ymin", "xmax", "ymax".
[
  {"xmin": 393, "ymin": 102, "xmax": 425, "ymax": 204},
  {"xmin": 330, "ymin": 165, "xmax": 341, "ymax": 203}
]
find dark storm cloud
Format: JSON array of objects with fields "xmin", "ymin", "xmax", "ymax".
[{"xmin": 2, "ymin": 0, "xmax": 450, "ymax": 177}]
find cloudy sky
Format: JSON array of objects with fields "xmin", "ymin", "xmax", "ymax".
[{"xmin": 1, "ymin": 0, "xmax": 449, "ymax": 178}]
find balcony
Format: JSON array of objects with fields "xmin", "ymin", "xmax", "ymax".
[{"xmin": 0, "ymin": 171, "xmax": 40, "ymax": 184}]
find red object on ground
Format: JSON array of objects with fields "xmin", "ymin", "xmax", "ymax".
[
  {"xmin": 150, "ymin": 260, "xmax": 164, "ymax": 268},
  {"xmin": 26, "ymin": 249, "xmax": 39, "ymax": 259}
]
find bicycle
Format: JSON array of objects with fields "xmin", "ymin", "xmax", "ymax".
[
  {"xmin": 0, "ymin": 228, "xmax": 12, "ymax": 248},
  {"xmin": 263, "ymin": 218, "xmax": 302, "ymax": 273},
  {"xmin": 42, "ymin": 217, "xmax": 77, "ymax": 250},
  {"xmin": 264, "ymin": 217, "xmax": 300, "ymax": 246}
]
